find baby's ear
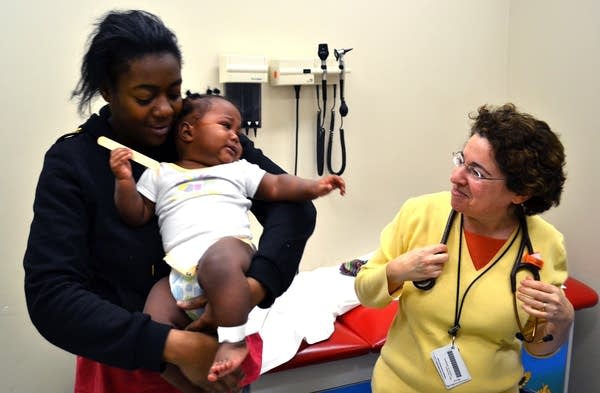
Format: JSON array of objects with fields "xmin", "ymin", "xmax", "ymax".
[{"xmin": 179, "ymin": 121, "xmax": 193, "ymax": 141}]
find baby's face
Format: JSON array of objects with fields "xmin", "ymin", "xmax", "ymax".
[{"xmin": 185, "ymin": 99, "xmax": 243, "ymax": 165}]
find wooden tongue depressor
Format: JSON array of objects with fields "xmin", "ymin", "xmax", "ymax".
[{"xmin": 97, "ymin": 136, "xmax": 160, "ymax": 170}]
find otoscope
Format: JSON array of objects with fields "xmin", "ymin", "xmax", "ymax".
[
  {"xmin": 316, "ymin": 43, "xmax": 329, "ymax": 175},
  {"xmin": 334, "ymin": 48, "xmax": 352, "ymax": 117},
  {"xmin": 318, "ymin": 43, "xmax": 329, "ymax": 111}
]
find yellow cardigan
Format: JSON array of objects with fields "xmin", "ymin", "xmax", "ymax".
[{"xmin": 355, "ymin": 192, "xmax": 567, "ymax": 393}]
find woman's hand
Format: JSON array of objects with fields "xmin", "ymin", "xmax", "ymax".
[
  {"xmin": 177, "ymin": 295, "xmax": 217, "ymax": 333},
  {"xmin": 163, "ymin": 329, "xmax": 218, "ymax": 385},
  {"xmin": 517, "ymin": 277, "xmax": 574, "ymax": 354},
  {"xmin": 178, "ymin": 276, "xmax": 267, "ymax": 333},
  {"xmin": 163, "ymin": 329, "xmax": 243, "ymax": 392},
  {"xmin": 386, "ymin": 244, "xmax": 449, "ymax": 293},
  {"xmin": 188, "ymin": 370, "xmax": 244, "ymax": 393}
]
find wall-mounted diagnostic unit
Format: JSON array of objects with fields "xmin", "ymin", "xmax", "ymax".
[
  {"xmin": 268, "ymin": 58, "xmax": 350, "ymax": 86},
  {"xmin": 219, "ymin": 55, "xmax": 268, "ymax": 136},
  {"xmin": 218, "ymin": 47, "xmax": 353, "ymax": 175},
  {"xmin": 268, "ymin": 45, "xmax": 353, "ymax": 176}
]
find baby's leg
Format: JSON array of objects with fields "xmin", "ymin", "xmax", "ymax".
[
  {"xmin": 197, "ymin": 237, "xmax": 254, "ymax": 379},
  {"xmin": 197, "ymin": 237, "xmax": 254, "ymax": 329},
  {"xmin": 144, "ymin": 276, "xmax": 191, "ymax": 329},
  {"xmin": 144, "ymin": 277, "xmax": 204, "ymax": 392}
]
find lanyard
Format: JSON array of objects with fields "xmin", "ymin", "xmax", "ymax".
[{"xmin": 448, "ymin": 214, "xmax": 521, "ymax": 340}]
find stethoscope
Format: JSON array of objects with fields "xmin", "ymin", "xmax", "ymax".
[{"xmin": 414, "ymin": 208, "xmax": 553, "ymax": 344}]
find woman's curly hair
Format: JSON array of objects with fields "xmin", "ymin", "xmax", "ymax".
[{"xmin": 470, "ymin": 103, "xmax": 566, "ymax": 215}]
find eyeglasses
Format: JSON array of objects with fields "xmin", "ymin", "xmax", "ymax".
[{"xmin": 452, "ymin": 151, "xmax": 504, "ymax": 181}]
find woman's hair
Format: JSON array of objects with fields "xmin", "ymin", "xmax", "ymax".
[
  {"xmin": 72, "ymin": 9, "xmax": 182, "ymax": 115},
  {"xmin": 470, "ymin": 103, "xmax": 566, "ymax": 215}
]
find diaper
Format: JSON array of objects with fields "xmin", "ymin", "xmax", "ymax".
[
  {"xmin": 165, "ymin": 236, "xmax": 255, "ymax": 278},
  {"xmin": 169, "ymin": 269, "xmax": 204, "ymax": 320}
]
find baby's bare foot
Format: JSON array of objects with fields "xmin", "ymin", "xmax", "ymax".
[{"xmin": 207, "ymin": 341, "xmax": 248, "ymax": 382}]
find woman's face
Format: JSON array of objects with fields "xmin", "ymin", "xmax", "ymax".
[
  {"xmin": 450, "ymin": 134, "xmax": 523, "ymax": 222},
  {"xmin": 103, "ymin": 52, "xmax": 182, "ymax": 148}
]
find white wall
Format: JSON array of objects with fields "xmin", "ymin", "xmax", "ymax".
[{"xmin": 1, "ymin": 0, "xmax": 597, "ymax": 392}]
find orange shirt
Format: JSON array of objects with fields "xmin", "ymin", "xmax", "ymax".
[{"xmin": 464, "ymin": 229, "xmax": 507, "ymax": 270}]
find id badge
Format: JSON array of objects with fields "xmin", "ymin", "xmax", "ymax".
[{"xmin": 431, "ymin": 343, "xmax": 472, "ymax": 389}]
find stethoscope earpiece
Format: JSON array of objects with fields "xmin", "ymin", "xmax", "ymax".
[
  {"xmin": 516, "ymin": 331, "xmax": 553, "ymax": 343},
  {"xmin": 413, "ymin": 279, "xmax": 435, "ymax": 290},
  {"xmin": 515, "ymin": 332, "xmax": 525, "ymax": 341}
]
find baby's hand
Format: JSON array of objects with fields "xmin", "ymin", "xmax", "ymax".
[
  {"xmin": 317, "ymin": 175, "xmax": 346, "ymax": 196},
  {"xmin": 109, "ymin": 148, "xmax": 133, "ymax": 180}
]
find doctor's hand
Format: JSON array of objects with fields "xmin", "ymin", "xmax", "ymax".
[
  {"xmin": 517, "ymin": 277, "xmax": 574, "ymax": 344},
  {"xmin": 386, "ymin": 244, "xmax": 449, "ymax": 293}
]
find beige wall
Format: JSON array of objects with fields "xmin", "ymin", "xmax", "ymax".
[
  {"xmin": 507, "ymin": 1, "xmax": 600, "ymax": 391},
  {"xmin": 1, "ymin": 0, "xmax": 597, "ymax": 391}
]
